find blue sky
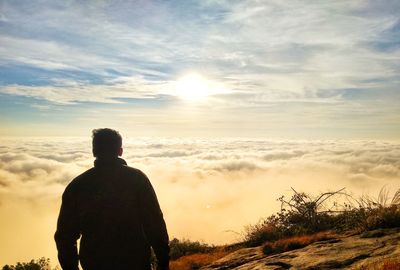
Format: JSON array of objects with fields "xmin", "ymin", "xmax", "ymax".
[{"xmin": 0, "ymin": 0, "xmax": 399, "ymax": 138}]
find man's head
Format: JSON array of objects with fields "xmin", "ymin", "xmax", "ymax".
[{"xmin": 92, "ymin": 128, "xmax": 123, "ymax": 158}]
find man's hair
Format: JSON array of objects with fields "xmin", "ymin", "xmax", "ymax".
[{"xmin": 92, "ymin": 128, "xmax": 122, "ymax": 158}]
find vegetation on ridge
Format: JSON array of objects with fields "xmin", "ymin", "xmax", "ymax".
[
  {"xmin": 244, "ymin": 187, "xmax": 400, "ymax": 250},
  {"xmin": 169, "ymin": 238, "xmax": 214, "ymax": 260},
  {"xmin": 2, "ymin": 187, "xmax": 399, "ymax": 270},
  {"xmin": 165, "ymin": 187, "xmax": 400, "ymax": 269},
  {"xmin": 2, "ymin": 258, "xmax": 59, "ymax": 270}
]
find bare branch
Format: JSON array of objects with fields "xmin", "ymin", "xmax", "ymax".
[
  {"xmin": 315, "ymin": 187, "xmax": 346, "ymax": 207},
  {"xmin": 291, "ymin": 187, "xmax": 308, "ymax": 205},
  {"xmin": 392, "ymin": 189, "xmax": 400, "ymax": 205}
]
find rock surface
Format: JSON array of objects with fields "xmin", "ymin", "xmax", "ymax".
[{"xmin": 201, "ymin": 228, "xmax": 400, "ymax": 270}]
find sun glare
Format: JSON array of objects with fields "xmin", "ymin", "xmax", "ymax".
[{"xmin": 175, "ymin": 73, "xmax": 224, "ymax": 101}]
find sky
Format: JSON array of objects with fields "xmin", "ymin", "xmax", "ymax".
[
  {"xmin": 0, "ymin": 0, "xmax": 400, "ymax": 268},
  {"xmin": 0, "ymin": 0, "xmax": 399, "ymax": 138}
]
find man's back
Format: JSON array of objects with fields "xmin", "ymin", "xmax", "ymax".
[{"xmin": 55, "ymin": 157, "xmax": 169, "ymax": 270}]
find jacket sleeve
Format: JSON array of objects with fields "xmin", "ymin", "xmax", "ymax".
[
  {"xmin": 54, "ymin": 184, "xmax": 80, "ymax": 270},
  {"xmin": 138, "ymin": 172, "xmax": 170, "ymax": 270}
]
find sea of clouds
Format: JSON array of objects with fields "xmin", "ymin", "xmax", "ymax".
[{"xmin": 0, "ymin": 137, "xmax": 399, "ymax": 266}]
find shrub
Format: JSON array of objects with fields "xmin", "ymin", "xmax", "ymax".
[
  {"xmin": 169, "ymin": 238, "xmax": 214, "ymax": 260},
  {"xmin": 243, "ymin": 221, "xmax": 282, "ymax": 247},
  {"xmin": 364, "ymin": 205, "xmax": 400, "ymax": 230},
  {"xmin": 243, "ymin": 188, "xmax": 346, "ymax": 247},
  {"xmin": 337, "ymin": 187, "xmax": 400, "ymax": 232},
  {"xmin": 1, "ymin": 258, "xmax": 58, "ymax": 270}
]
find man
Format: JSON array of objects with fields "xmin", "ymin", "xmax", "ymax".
[{"xmin": 55, "ymin": 128, "xmax": 170, "ymax": 270}]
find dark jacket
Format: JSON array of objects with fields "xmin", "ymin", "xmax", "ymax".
[{"xmin": 54, "ymin": 158, "xmax": 169, "ymax": 270}]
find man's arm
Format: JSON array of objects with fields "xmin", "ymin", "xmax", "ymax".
[
  {"xmin": 138, "ymin": 172, "xmax": 170, "ymax": 270},
  {"xmin": 54, "ymin": 185, "xmax": 80, "ymax": 270}
]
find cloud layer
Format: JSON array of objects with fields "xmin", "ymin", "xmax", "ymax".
[{"xmin": 0, "ymin": 137, "xmax": 399, "ymax": 266}]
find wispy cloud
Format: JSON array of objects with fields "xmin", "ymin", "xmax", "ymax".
[
  {"xmin": 0, "ymin": 77, "xmax": 170, "ymax": 104},
  {"xmin": 1, "ymin": 1, "xmax": 399, "ymax": 97},
  {"xmin": 0, "ymin": 0, "xmax": 399, "ymax": 137}
]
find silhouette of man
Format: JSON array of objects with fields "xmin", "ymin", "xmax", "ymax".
[{"xmin": 55, "ymin": 128, "xmax": 170, "ymax": 270}]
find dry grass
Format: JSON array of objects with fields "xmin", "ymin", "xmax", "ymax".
[
  {"xmin": 170, "ymin": 249, "xmax": 228, "ymax": 270},
  {"xmin": 381, "ymin": 261, "xmax": 400, "ymax": 270},
  {"xmin": 359, "ymin": 258, "xmax": 400, "ymax": 270},
  {"xmin": 262, "ymin": 231, "xmax": 336, "ymax": 255}
]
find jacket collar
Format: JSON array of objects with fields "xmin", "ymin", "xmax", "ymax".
[{"xmin": 94, "ymin": 157, "xmax": 127, "ymax": 167}]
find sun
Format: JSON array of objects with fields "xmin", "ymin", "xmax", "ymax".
[{"xmin": 175, "ymin": 73, "xmax": 222, "ymax": 101}]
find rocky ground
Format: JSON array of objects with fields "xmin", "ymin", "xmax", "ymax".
[{"xmin": 201, "ymin": 228, "xmax": 400, "ymax": 270}]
